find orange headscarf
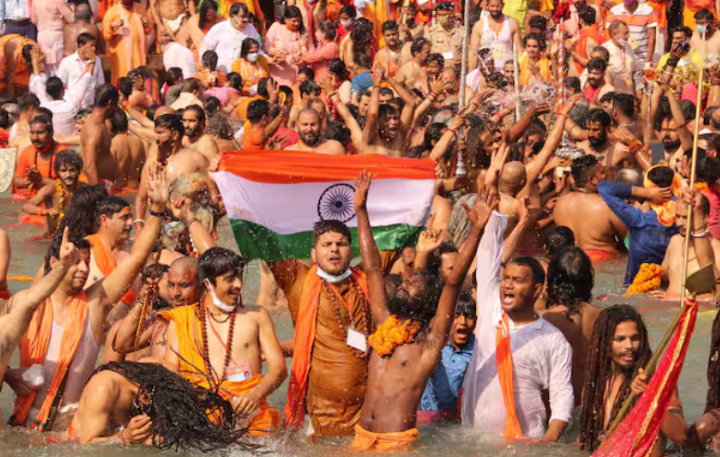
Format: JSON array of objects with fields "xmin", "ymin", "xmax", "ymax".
[
  {"xmin": 284, "ymin": 265, "xmax": 368, "ymax": 428},
  {"xmin": 496, "ymin": 313, "xmax": 522, "ymax": 440},
  {"xmin": 643, "ymin": 165, "xmax": 683, "ymax": 226},
  {"xmin": 9, "ymin": 293, "xmax": 89, "ymax": 430}
]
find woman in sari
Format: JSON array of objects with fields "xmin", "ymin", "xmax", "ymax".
[
  {"xmin": 231, "ymin": 38, "xmax": 270, "ymax": 95},
  {"xmin": 264, "ymin": 6, "xmax": 309, "ymax": 86},
  {"xmin": 302, "ymin": 21, "xmax": 339, "ymax": 82}
]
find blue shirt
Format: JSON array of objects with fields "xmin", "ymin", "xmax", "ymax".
[
  {"xmin": 419, "ymin": 334, "xmax": 475, "ymax": 413},
  {"xmin": 351, "ymin": 71, "xmax": 373, "ymax": 93},
  {"xmin": 598, "ymin": 181, "xmax": 678, "ymax": 285}
]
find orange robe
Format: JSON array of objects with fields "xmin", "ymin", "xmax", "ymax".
[
  {"xmin": 102, "ymin": 4, "xmax": 150, "ymax": 84},
  {"xmin": 574, "ymin": 25, "xmax": 606, "ymax": 74},
  {"xmin": 518, "ymin": 54, "xmax": 553, "ymax": 86},
  {"xmin": 352, "ymin": 424, "xmax": 419, "ymax": 451},
  {"xmin": 13, "ymin": 142, "xmax": 68, "ymax": 200},
  {"xmin": 9, "ymin": 293, "xmax": 89, "ymax": 430},
  {"xmin": 86, "ymin": 234, "xmax": 138, "ymax": 305},
  {"xmin": 157, "ymin": 304, "xmax": 281, "ymax": 435},
  {"xmin": 0, "ymin": 34, "xmax": 32, "ymax": 94}
]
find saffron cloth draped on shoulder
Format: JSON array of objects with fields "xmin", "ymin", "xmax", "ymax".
[{"xmin": 214, "ymin": 149, "xmax": 437, "ymax": 261}]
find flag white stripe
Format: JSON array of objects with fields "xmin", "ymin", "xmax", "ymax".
[{"xmin": 213, "ymin": 171, "xmax": 435, "ymax": 235}]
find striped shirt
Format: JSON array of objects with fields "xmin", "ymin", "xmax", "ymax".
[{"xmin": 607, "ymin": 3, "xmax": 657, "ymax": 62}]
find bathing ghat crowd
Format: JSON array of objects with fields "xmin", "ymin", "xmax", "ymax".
[{"xmin": 6, "ymin": 0, "xmax": 720, "ymax": 453}]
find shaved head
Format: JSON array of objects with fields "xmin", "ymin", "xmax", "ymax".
[
  {"xmin": 499, "ymin": 161, "xmax": 527, "ymax": 193},
  {"xmin": 167, "ymin": 257, "xmax": 200, "ymax": 307},
  {"xmin": 75, "ymin": 3, "xmax": 92, "ymax": 21},
  {"xmin": 156, "ymin": 106, "xmax": 176, "ymax": 118}
]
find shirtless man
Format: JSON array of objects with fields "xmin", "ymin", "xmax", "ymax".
[
  {"xmin": 81, "ymin": 84, "xmax": 119, "ymax": 187},
  {"xmin": 554, "ymin": 154, "xmax": 628, "ymax": 261},
  {"xmin": 691, "ymin": 9, "xmax": 720, "ymax": 60},
  {"xmin": 162, "ymin": 247, "xmax": 287, "ymax": 433},
  {"xmin": 182, "ymin": 104, "xmax": 220, "ymax": 170},
  {"xmin": 468, "ymin": 0, "xmax": 522, "ymax": 72},
  {"xmin": 352, "ymin": 172, "xmax": 494, "ymax": 450},
  {"xmin": 395, "ymin": 37, "xmax": 431, "ymax": 91},
  {"xmin": 22, "ymin": 150, "xmax": 84, "ymax": 237},
  {"xmin": 662, "ymin": 193, "xmax": 720, "ymax": 300},
  {"xmin": 134, "ymin": 114, "xmax": 210, "ymax": 227},
  {"xmin": 373, "ymin": 21, "xmax": 403, "ymax": 78},
  {"xmin": 151, "ymin": 0, "xmax": 194, "ymax": 43},
  {"xmin": 107, "ymin": 108, "xmax": 145, "ymax": 192},
  {"xmin": 0, "ymin": 229, "xmax": 79, "ymax": 424},
  {"xmin": 284, "ymin": 108, "xmax": 346, "ymax": 155},
  {"xmin": 576, "ymin": 109, "xmax": 622, "ymax": 172},
  {"xmin": 9, "ymin": 94, "xmax": 39, "ymax": 153},
  {"xmin": 63, "ymin": 4, "xmax": 103, "ymax": 57}
]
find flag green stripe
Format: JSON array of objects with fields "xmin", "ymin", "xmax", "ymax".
[{"xmin": 230, "ymin": 219, "xmax": 422, "ymax": 262}]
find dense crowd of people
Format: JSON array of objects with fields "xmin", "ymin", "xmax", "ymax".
[{"xmin": 3, "ymin": 0, "xmax": 720, "ymax": 454}]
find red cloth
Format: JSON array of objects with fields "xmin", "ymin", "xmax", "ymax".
[
  {"xmin": 701, "ymin": 184, "xmax": 720, "ymax": 240},
  {"xmin": 592, "ymin": 299, "xmax": 698, "ymax": 457},
  {"xmin": 575, "ymin": 25, "xmax": 606, "ymax": 73},
  {"xmin": 583, "ymin": 84, "xmax": 603, "ymax": 103},
  {"xmin": 584, "ymin": 250, "xmax": 617, "ymax": 262}
]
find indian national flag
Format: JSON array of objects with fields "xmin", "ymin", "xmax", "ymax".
[{"xmin": 214, "ymin": 149, "xmax": 437, "ymax": 261}]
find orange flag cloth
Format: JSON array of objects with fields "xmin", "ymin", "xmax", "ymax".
[
  {"xmin": 643, "ymin": 165, "xmax": 683, "ymax": 226},
  {"xmin": 284, "ymin": 265, "xmax": 368, "ymax": 429},
  {"xmin": 496, "ymin": 313, "xmax": 523, "ymax": 440},
  {"xmin": 351, "ymin": 423, "xmax": 419, "ymax": 451},
  {"xmin": 157, "ymin": 304, "xmax": 281, "ymax": 435},
  {"xmin": 86, "ymin": 234, "xmax": 137, "ymax": 305},
  {"xmin": 9, "ymin": 293, "xmax": 89, "ymax": 430}
]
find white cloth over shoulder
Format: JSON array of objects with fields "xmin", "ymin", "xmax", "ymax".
[
  {"xmin": 461, "ymin": 211, "xmax": 574, "ymax": 438},
  {"xmin": 163, "ymin": 42, "xmax": 196, "ymax": 78}
]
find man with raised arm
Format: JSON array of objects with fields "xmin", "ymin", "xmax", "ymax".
[
  {"xmin": 7, "ymin": 163, "xmax": 168, "ymax": 432},
  {"xmin": 461, "ymin": 150, "xmax": 575, "ymax": 441},
  {"xmin": 0, "ymin": 228, "xmax": 80, "ymax": 424},
  {"xmin": 352, "ymin": 172, "xmax": 494, "ymax": 450},
  {"xmin": 161, "ymin": 247, "xmax": 286, "ymax": 435}
]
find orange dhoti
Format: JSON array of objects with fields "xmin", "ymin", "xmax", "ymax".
[
  {"xmin": 351, "ymin": 424, "xmax": 419, "ymax": 451},
  {"xmin": 584, "ymin": 250, "xmax": 617, "ymax": 262},
  {"xmin": 158, "ymin": 304, "xmax": 281, "ymax": 435}
]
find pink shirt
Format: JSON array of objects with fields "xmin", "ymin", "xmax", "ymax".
[
  {"xmin": 264, "ymin": 22, "xmax": 307, "ymax": 86},
  {"xmin": 31, "ymin": 0, "xmax": 73, "ymax": 32},
  {"xmin": 303, "ymin": 41, "xmax": 339, "ymax": 81},
  {"xmin": 702, "ymin": 187, "xmax": 720, "ymax": 240}
]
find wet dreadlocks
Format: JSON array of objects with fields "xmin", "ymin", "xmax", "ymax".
[
  {"xmin": 579, "ymin": 304, "xmax": 651, "ymax": 451},
  {"xmin": 706, "ymin": 311, "xmax": 720, "ymax": 412},
  {"xmin": 98, "ymin": 361, "xmax": 256, "ymax": 452}
]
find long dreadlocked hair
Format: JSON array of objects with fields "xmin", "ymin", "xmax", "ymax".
[
  {"xmin": 705, "ymin": 310, "xmax": 720, "ymax": 412},
  {"xmin": 579, "ymin": 304, "xmax": 651, "ymax": 451},
  {"xmin": 98, "ymin": 361, "xmax": 258, "ymax": 453}
]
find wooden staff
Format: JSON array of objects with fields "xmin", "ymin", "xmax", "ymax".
[
  {"xmin": 513, "ymin": 41, "xmax": 521, "ymax": 121},
  {"xmin": 455, "ymin": 0, "xmax": 471, "ymax": 179},
  {"xmin": 401, "ymin": 0, "xmax": 411, "ymax": 24},
  {"xmin": 133, "ymin": 240, "xmax": 164, "ymax": 350},
  {"xmin": 606, "ymin": 32, "xmax": 708, "ymax": 436}
]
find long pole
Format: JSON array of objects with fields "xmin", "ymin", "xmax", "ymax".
[
  {"xmin": 513, "ymin": 41, "xmax": 521, "ymax": 121},
  {"xmin": 605, "ymin": 32, "xmax": 707, "ymax": 437},
  {"xmin": 455, "ymin": 0, "xmax": 471, "ymax": 179}
]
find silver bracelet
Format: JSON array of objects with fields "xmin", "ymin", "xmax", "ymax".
[{"xmin": 692, "ymin": 227, "xmax": 709, "ymax": 238}]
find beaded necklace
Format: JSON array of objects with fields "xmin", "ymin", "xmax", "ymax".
[
  {"xmin": 198, "ymin": 301, "xmax": 237, "ymax": 383},
  {"xmin": 52, "ymin": 179, "xmax": 68, "ymax": 234},
  {"xmin": 323, "ymin": 278, "xmax": 372, "ymax": 360}
]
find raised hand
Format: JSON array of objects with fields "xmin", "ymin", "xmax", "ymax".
[
  {"xmin": 372, "ymin": 68, "xmax": 384, "ymax": 87},
  {"xmin": 416, "ymin": 227, "xmax": 445, "ymax": 253},
  {"xmin": 463, "ymin": 191, "xmax": 499, "ymax": 231},
  {"xmin": 318, "ymin": 75, "xmax": 336, "ymax": 96},
  {"xmin": 354, "ymin": 170, "xmax": 373, "ymax": 212},
  {"xmin": 146, "ymin": 162, "xmax": 168, "ymax": 207},
  {"xmin": 647, "ymin": 187, "xmax": 673, "ymax": 205},
  {"xmin": 485, "ymin": 141, "xmax": 510, "ymax": 191},
  {"xmin": 58, "ymin": 227, "xmax": 81, "ymax": 267}
]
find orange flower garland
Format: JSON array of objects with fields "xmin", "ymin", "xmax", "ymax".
[
  {"xmin": 369, "ymin": 315, "xmax": 422, "ymax": 358},
  {"xmin": 626, "ymin": 263, "xmax": 663, "ymax": 295}
]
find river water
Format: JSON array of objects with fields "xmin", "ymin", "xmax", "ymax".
[{"xmin": 0, "ymin": 193, "xmax": 715, "ymax": 457}]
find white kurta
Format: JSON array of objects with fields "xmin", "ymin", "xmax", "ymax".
[{"xmin": 461, "ymin": 211, "xmax": 575, "ymax": 438}]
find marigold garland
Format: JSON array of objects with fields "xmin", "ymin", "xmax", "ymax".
[
  {"xmin": 368, "ymin": 315, "xmax": 422, "ymax": 358},
  {"xmin": 53, "ymin": 179, "xmax": 67, "ymax": 235},
  {"xmin": 625, "ymin": 263, "xmax": 663, "ymax": 295}
]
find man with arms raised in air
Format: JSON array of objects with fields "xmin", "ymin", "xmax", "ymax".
[
  {"xmin": 462, "ymin": 157, "xmax": 574, "ymax": 441},
  {"xmin": 182, "ymin": 104, "xmax": 220, "ymax": 171},
  {"xmin": 353, "ymin": 172, "xmax": 493, "ymax": 450},
  {"xmin": 554, "ymin": 155, "xmax": 627, "ymax": 262},
  {"xmin": 284, "ymin": 107, "xmax": 346, "ymax": 155},
  {"xmin": 579, "ymin": 305, "xmax": 687, "ymax": 453},
  {"xmin": 81, "ymin": 84, "xmax": 119, "ymax": 188},
  {"xmin": 22, "ymin": 150, "xmax": 85, "ymax": 238},
  {"xmin": 0, "ymin": 229, "xmax": 82, "ymax": 424},
  {"xmin": 161, "ymin": 248, "xmax": 287, "ymax": 435},
  {"xmin": 6, "ymin": 164, "xmax": 168, "ymax": 432},
  {"xmin": 134, "ymin": 114, "xmax": 210, "ymax": 228}
]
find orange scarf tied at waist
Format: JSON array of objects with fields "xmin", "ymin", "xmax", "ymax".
[
  {"xmin": 351, "ymin": 423, "xmax": 419, "ymax": 452},
  {"xmin": 496, "ymin": 313, "xmax": 522, "ymax": 440},
  {"xmin": 284, "ymin": 265, "xmax": 369, "ymax": 429},
  {"xmin": 86, "ymin": 234, "xmax": 137, "ymax": 305},
  {"xmin": 9, "ymin": 293, "xmax": 89, "ymax": 430},
  {"xmin": 157, "ymin": 304, "xmax": 280, "ymax": 435},
  {"xmin": 643, "ymin": 165, "xmax": 683, "ymax": 226}
]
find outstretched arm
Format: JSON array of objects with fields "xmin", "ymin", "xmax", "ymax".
[
  {"xmin": 429, "ymin": 191, "xmax": 496, "ymax": 341},
  {"xmin": 362, "ymin": 69, "xmax": 384, "ymax": 146},
  {"xmin": 354, "ymin": 171, "xmax": 389, "ymax": 324},
  {"xmin": 387, "ymin": 76, "xmax": 417, "ymax": 136}
]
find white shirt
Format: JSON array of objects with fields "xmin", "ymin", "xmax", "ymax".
[
  {"xmin": 29, "ymin": 72, "xmax": 92, "ymax": 136},
  {"xmin": 601, "ymin": 40, "xmax": 641, "ymax": 95},
  {"xmin": 461, "ymin": 212, "xmax": 574, "ymax": 439},
  {"xmin": 56, "ymin": 52, "xmax": 105, "ymax": 110},
  {"xmin": 199, "ymin": 21, "xmax": 261, "ymax": 73},
  {"xmin": 163, "ymin": 42, "xmax": 197, "ymax": 79},
  {"xmin": 1, "ymin": 0, "xmax": 30, "ymax": 22}
]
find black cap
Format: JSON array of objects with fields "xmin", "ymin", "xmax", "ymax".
[{"xmin": 435, "ymin": 2, "xmax": 454, "ymax": 12}]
